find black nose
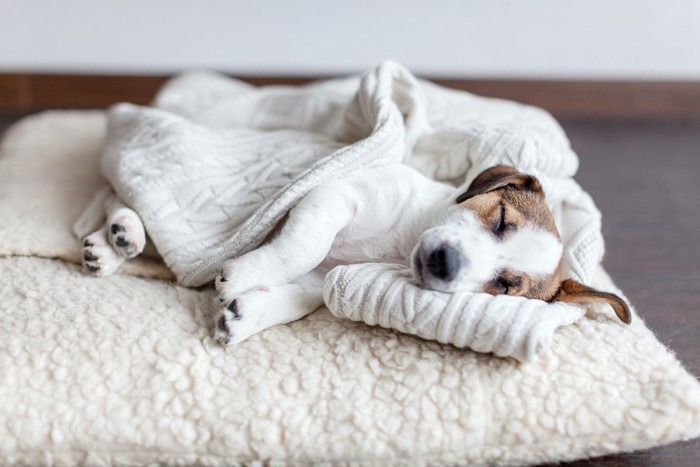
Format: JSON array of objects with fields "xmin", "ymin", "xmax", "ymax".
[{"xmin": 426, "ymin": 244, "xmax": 461, "ymax": 282}]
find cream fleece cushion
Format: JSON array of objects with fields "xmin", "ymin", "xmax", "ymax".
[{"xmin": 1, "ymin": 111, "xmax": 699, "ymax": 465}]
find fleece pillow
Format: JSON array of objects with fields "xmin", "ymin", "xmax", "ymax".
[
  {"xmin": 1, "ymin": 256, "xmax": 699, "ymax": 465},
  {"xmin": 1, "ymin": 109, "xmax": 699, "ymax": 466}
]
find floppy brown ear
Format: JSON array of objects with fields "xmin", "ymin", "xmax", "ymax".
[
  {"xmin": 553, "ymin": 279, "xmax": 631, "ymax": 324},
  {"xmin": 456, "ymin": 165, "xmax": 543, "ymax": 203}
]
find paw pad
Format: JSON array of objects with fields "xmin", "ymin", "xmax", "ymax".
[
  {"xmin": 83, "ymin": 251, "xmax": 98, "ymax": 262},
  {"xmin": 107, "ymin": 221, "xmax": 144, "ymax": 259},
  {"xmin": 218, "ymin": 316, "xmax": 228, "ymax": 331},
  {"xmin": 115, "ymin": 235, "xmax": 130, "ymax": 247},
  {"xmin": 227, "ymin": 300, "xmax": 242, "ymax": 320},
  {"xmin": 110, "ymin": 224, "xmax": 125, "ymax": 234}
]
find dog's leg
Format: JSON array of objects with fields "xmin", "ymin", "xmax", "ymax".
[
  {"xmin": 104, "ymin": 195, "xmax": 146, "ymax": 259},
  {"xmin": 215, "ymin": 185, "xmax": 354, "ymax": 302},
  {"xmin": 213, "ymin": 271, "xmax": 325, "ymax": 345}
]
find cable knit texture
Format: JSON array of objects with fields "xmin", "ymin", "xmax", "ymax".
[
  {"xmin": 1, "ymin": 97, "xmax": 699, "ymax": 465},
  {"xmin": 323, "ymin": 263, "xmax": 585, "ymax": 363}
]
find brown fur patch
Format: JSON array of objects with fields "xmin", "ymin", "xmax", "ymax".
[{"xmin": 457, "ymin": 167, "xmax": 562, "ymax": 301}]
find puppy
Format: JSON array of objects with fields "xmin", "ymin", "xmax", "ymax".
[{"xmin": 81, "ymin": 165, "xmax": 630, "ymax": 345}]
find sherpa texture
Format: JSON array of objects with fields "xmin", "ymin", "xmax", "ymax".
[
  {"xmin": 1, "ymin": 107, "xmax": 700, "ymax": 466},
  {"xmin": 1, "ymin": 256, "xmax": 700, "ymax": 466}
]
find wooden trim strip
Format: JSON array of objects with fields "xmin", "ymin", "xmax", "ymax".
[
  {"xmin": 433, "ymin": 79, "xmax": 700, "ymax": 120},
  {"xmin": 1, "ymin": 73, "xmax": 699, "ymax": 119},
  {"xmin": 0, "ymin": 74, "xmax": 20, "ymax": 109}
]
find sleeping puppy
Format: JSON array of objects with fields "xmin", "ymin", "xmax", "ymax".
[{"xmin": 81, "ymin": 165, "xmax": 630, "ymax": 345}]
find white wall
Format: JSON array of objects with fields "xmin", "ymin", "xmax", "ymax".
[{"xmin": 1, "ymin": 0, "xmax": 699, "ymax": 79}]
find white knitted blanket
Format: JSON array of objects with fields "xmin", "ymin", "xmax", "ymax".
[{"xmin": 100, "ymin": 61, "xmax": 603, "ymax": 361}]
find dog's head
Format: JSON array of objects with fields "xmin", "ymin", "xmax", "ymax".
[{"xmin": 411, "ymin": 165, "xmax": 630, "ymax": 324}]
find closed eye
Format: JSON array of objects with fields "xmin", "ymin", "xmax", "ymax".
[
  {"xmin": 493, "ymin": 201, "xmax": 516, "ymax": 237},
  {"xmin": 493, "ymin": 276, "xmax": 522, "ymax": 295},
  {"xmin": 494, "ymin": 277, "xmax": 510, "ymax": 294}
]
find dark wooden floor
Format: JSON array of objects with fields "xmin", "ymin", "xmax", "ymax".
[
  {"xmin": 0, "ymin": 112, "xmax": 698, "ymax": 466},
  {"xmin": 555, "ymin": 119, "xmax": 700, "ymax": 466}
]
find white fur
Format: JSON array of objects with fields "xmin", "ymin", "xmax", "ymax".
[
  {"xmin": 498, "ymin": 226, "xmax": 562, "ymax": 276},
  {"xmin": 82, "ymin": 163, "xmax": 562, "ymax": 346},
  {"xmin": 412, "ymin": 208, "xmax": 498, "ymax": 293},
  {"xmin": 212, "ymin": 164, "xmax": 454, "ymax": 343}
]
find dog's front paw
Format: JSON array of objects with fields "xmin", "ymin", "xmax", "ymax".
[
  {"xmin": 81, "ymin": 230, "xmax": 124, "ymax": 276},
  {"xmin": 107, "ymin": 210, "xmax": 146, "ymax": 259},
  {"xmin": 215, "ymin": 257, "xmax": 272, "ymax": 302}
]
